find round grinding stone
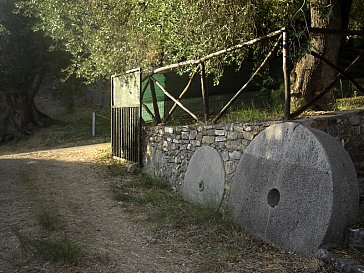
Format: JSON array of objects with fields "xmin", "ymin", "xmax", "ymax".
[
  {"xmin": 183, "ymin": 146, "xmax": 225, "ymax": 210},
  {"xmin": 229, "ymin": 122, "xmax": 359, "ymax": 256}
]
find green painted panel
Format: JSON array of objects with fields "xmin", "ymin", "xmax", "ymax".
[
  {"xmin": 142, "ymin": 101, "xmax": 165, "ymax": 122},
  {"xmin": 142, "ymin": 74, "xmax": 166, "ymax": 102}
]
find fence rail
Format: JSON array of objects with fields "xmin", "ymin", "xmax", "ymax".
[
  {"xmin": 111, "ymin": 27, "xmax": 364, "ymax": 162},
  {"xmin": 115, "ymin": 27, "xmax": 364, "ymax": 130},
  {"xmin": 140, "ymin": 28, "xmax": 288, "ymax": 124}
]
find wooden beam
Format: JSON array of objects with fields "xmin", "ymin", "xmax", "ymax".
[
  {"xmin": 310, "ymin": 51, "xmax": 364, "ymax": 93},
  {"xmin": 125, "ymin": 68, "xmax": 141, "ymax": 74},
  {"xmin": 290, "ymin": 53, "xmax": 364, "ymax": 119},
  {"xmin": 148, "ymin": 78, "xmax": 162, "ymax": 124},
  {"xmin": 140, "ymin": 79, "xmax": 150, "ymax": 100},
  {"xmin": 164, "ymin": 66, "xmax": 200, "ymax": 123},
  {"xmin": 142, "ymin": 103, "xmax": 155, "ymax": 121},
  {"xmin": 153, "ymin": 29, "xmax": 283, "ymax": 74},
  {"xmin": 200, "ymin": 62, "xmax": 209, "ymax": 122},
  {"xmin": 212, "ymin": 34, "xmax": 283, "ymax": 123},
  {"xmin": 283, "ymin": 29, "xmax": 291, "ymax": 120},
  {"xmin": 309, "ymin": 28, "xmax": 364, "ymax": 36},
  {"xmin": 151, "ymin": 77, "xmax": 199, "ymax": 122}
]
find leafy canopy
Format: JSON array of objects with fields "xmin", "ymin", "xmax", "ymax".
[
  {"xmin": 20, "ymin": 0, "xmax": 363, "ymax": 82},
  {"xmin": 0, "ymin": 0, "xmax": 55, "ymax": 94}
]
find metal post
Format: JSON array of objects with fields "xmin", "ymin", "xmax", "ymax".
[
  {"xmin": 283, "ymin": 28, "xmax": 291, "ymax": 120},
  {"xmin": 92, "ymin": 112, "xmax": 96, "ymax": 136}
]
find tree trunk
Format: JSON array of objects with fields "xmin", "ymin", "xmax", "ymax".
[
  {"xmin": 291, "ymin": 0, "xmax": 352, "ymax": 111},
  {"xmin": 2, "ymin": 92, "xmax": 45, "ymax": 140},
  {"xmin": 1, "ymin": 73, "xmax": 52, "ymax": 142}
]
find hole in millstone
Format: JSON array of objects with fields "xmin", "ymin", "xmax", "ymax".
[
  {"xmin": 198, "ymin": 180, "xmax": 204, "ymax": 192},
  {"xmin": 267, "ymin": 188, "xmax": 280, "ymax": 208}
]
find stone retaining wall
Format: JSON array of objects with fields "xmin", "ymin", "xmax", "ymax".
[{"xmin": 143, "ymin": 109, "xmax": 364, "ymax": 204}]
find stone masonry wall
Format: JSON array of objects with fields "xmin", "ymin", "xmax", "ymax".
[{"xmin": 143, "ymin": 109, "xmax": 364, "ymax": 205}]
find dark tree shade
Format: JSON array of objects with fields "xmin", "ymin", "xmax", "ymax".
[{"xmin": 0, "ymin": 0, "xmax": 61, "ymax": 141}]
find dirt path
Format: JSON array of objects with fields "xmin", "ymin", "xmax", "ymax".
[{"xmin": 0, "ymin": 144, "xmax": 191, "ymax": 273}]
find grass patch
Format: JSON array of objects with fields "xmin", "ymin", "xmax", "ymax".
[
  {"xmin": 134, "ymin": 173, "xmax": 170, "ymax": 190},
  {"xmin": 96, "ymin": 149, "xmax": 129, "ymax": 177},
  {"xmin": 336, "ymin": 96, "xmax": 364, "ymax": 110},
  {"xmin": 40, "ymin": 121, "xmax": 109, "ymax": 146},
  {"xmin": 221, "ymin": 103, "xmax": 284, "ymax": 123},
  {"xmin": 112, "ymin": 186, "xmax": 146, "ymax": 204},
  {"xmin": 106, "ymin": 163, "xmax": 128, "ymax": 177},
  {"xmin": 148, "ymin": 196, "xmax": 227, "ymax": 229},
  {"xmin": 14, "ymin": 203, "xmax": 80, "ymax": 265},
  {"xmin": 16, "ymin": 207, "xmax": 81, "ymax": 264},
  {"xmin": 34, "ymin": 238, "xmax": 81, "ymax": 264},
  {"xmin": 0, "ymin": 109, "xmax": 109, "ymax": 154},
  {"xmin": 111, "ymin": 178, "xmax": 171, "ymax": 205},
  {"xmin": 110, "ymin": 171, "xmax": 229, "ymax": 229},
  {"xmin": 36, "ymin": 208, "xmax": 63, "ymax": 232},
  {"xmin": 14, "ymin": 231, "xmax": 81, "ymax": 265},
  {"xmin": 108, "ymin": 171, "xmax": 329, "ymax": 272},
  {"xmin": 38, "ymin": 107, "xmax": 110, "ymax": 147}
]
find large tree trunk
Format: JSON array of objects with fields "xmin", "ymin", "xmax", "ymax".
[
  {"xmin": 291, "ymin": 0, "xmax": 352, "ymax": 111},
  {"xmin": 3, "ymin": 93, "xmax": 43, "ymax": 137},
  {"xmin": 0, "ymin": 73, "xmax": 52, "ymax": 142}
]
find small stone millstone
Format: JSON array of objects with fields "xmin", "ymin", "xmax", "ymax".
[
  {"xmin": 229, "ymin": 122, "xmax": 359, "ymax": 256},
  {"xmin": 183, "ymin": 146, "xmax": 225, "ymax": 210}
]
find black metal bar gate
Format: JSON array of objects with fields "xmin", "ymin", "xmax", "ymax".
[{"xmin": 111, "ymin": 70, "xmax": 142, "ymax": 164}]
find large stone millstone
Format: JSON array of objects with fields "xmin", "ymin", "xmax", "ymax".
[
  {"xmin": 229, "ymin": 122, "xmax": 359, "ymax": 256},
  {"xmin": 183, "ymin": 146, "xmax": 225, "ymax": 210}
]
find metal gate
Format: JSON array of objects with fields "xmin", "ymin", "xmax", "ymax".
[{"xmin": 111, "ymin": 69, "xmax": 141, "ymax": 163}]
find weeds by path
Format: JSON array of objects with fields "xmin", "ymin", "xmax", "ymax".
[
  {"xmin": 99, "ymin": 154, "xmax": 332, "ymax": 273},
  {"xmin": 36, "ymin": 207, "xmax": 64, "ymax": 232},
  {"xmin": 11, "ymin": 170, "xmax": 82, "ymax": 266},
  {"xmin": 14, "ymin": 230, "xmax": 81, "ymax": 264}
]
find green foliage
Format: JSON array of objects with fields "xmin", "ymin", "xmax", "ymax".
[
  {"xmin": 20, "ymin": 0, "xmax": 308, "ymax": 82},
  {"xmin": 0, "ymin": 0, "xmax": 59, "ymax": 93},
  {"xmin": 0, "ymin": 0, "xmax": 71, "ymax": 139},
  {"xmin": 349, "ymin": 0, "xmax": 364, "ymax": 29}
]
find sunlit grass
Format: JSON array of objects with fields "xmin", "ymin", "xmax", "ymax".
[
  {"xmin": 220, "ymin": 103, "xmax": 284, "ymax": 123},
  {"xmin": 336, "ymin": 96, "xmax": 364, "ymax": 110}
]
